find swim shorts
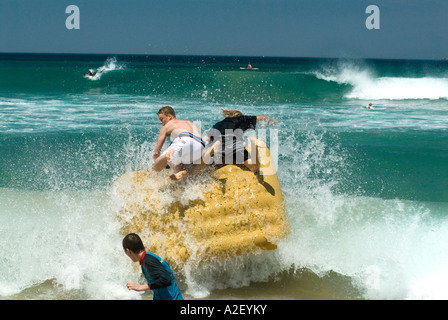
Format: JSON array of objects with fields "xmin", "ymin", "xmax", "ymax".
[{"xmin": 161, "ymin": 132, "xmax": 205, "ymax": 165}]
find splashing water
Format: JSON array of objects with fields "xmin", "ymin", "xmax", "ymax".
[{"xmin": 84, "ymin": 57, "xmax": 126, "ymax": 81}]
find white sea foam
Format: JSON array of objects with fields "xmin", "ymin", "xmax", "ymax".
[
  {"xmin": 315, "ymin": 64, "xmax": 448, "ymax": 100},
  {"xmin": 274, "ymin": 130, "xmax": 448, "ymax": 300},
  {"xmin": 0, "ymin": 188, "xmax": 140, "ymax": 299}
]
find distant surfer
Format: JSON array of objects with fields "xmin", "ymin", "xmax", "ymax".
[
  {"xmin": 240, "ymin": 63, "xmax": 258, "ymax": 70},
  {"xmin": 361, "ymin": 103, "xmax": 373, "ymax": 109},
  {"xmin": 152, "ymin": 106, "xmax": 206, "ymax": 181},
  {"xmin": 123, "ymin": 233, "xmax": 184, "ymax": 300},
  {"xmin": 203, "ymin": 109, "xmax": 276, "ymax": 173},
  {"xmin": 84, "ymin": 70, "xmax": 96, "ymax": 78}
]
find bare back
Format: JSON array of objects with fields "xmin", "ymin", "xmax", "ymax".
[
  {"xmin": 164, "ymin": 119, "xmax": 201, "ymax": 138},
  {"xmin": 153, "ymin": 117, "xmax": 203, "ymax": 160}
]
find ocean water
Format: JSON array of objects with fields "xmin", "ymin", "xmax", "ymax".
[{"xmin": 1, "ymin": 53, "xmax": 447, "ymax": 300}]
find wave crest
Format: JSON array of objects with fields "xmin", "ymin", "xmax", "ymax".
[{"xmin": 314, "ymin": 64, "xmax": 448, "ymax": 100}]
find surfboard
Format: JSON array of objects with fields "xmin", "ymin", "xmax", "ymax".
[
  {"xmin": 114, "ymin": 144, "xmax": 289, "ymax": 269},
  {"xmin": 240, "ymin": 67, "xmax": 259, "ymax": 70}
]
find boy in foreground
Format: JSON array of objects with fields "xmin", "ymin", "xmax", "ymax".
[{"xmin": 123, "ymin": 233, "xmax": 184, "ymax": 300}]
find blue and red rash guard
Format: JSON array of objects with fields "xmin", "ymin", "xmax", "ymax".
[{"xmin": 139, "ymin": 251, "xmax": 184, "ymax": 300}]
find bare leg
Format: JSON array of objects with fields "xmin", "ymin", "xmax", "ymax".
[
  {"xmin": 202, "ymin": 140, "xmax": 221, "ymax": 165},
  {"xmin": 152, "ymin": 155, "xmax": 168, "ymax": 172},
  {"xmin": 250, "ymin": 137, "xmax": 266, "ymax": 148},
  {"xmin": 244, "ymin": 137, "xmax": 266, "ymax": 172},
  {"xmin": 165, "ymin": 148, "xmax": 175, "ymax": 162},
  {"xmin": 152, "ymin": 148, "xmax": 174, "ymax": 172}
]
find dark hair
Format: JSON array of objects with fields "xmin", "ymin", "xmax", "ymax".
[
  {"xmin": 122, "ymin": 233, "xmax": 145, "ymax": 253},
  {"xmin": 157, "ymin": 106, "xmax": 176, "ymax": 117}
]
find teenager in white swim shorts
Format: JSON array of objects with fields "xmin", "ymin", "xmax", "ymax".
[{"xmin": 152, "ymin": 106, "xmax": 205, "ymax": 181}]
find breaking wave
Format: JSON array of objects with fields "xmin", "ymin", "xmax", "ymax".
[{"xmin": 314, "ymin": 63, "xmax": 448, "ymax": 100}]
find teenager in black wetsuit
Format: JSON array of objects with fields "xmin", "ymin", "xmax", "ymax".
[{"xmin": 204, "ymin": 109, "xmax": 276, "ymax": 172}]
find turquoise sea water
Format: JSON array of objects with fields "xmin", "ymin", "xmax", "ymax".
[{"xmin": 1, "ymin": 53, "xmax": 448, "ymax": 299}]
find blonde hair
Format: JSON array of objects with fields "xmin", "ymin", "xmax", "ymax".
[
  {"xmin": 157, "ymin": 106, "xmax": 176, "ymax": 117},
  {"xmin": 221, "ymin": 109, "xmax": 243, "ymax": 118}
]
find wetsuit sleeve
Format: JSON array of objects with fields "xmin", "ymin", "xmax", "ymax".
[
  {"xmin": 212, "ymin": 116, "xmax": 257, "ymax": 133},
  {"xmin": 241, "ymin": 116, "xmax": 257, "ymax": 130},
  {"xmin": 143, "ymin": 255, "xmax": 173, "ymax": 289}
]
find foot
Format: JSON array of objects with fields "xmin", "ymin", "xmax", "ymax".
[{"xmin": 169, "ymin": 170, "xmax": 188, "ymax": 181}]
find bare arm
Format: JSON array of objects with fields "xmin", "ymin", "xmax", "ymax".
[
  {"xmin": 153, "ymin": 127, "xmax": 167, "ymax": 159},
  {"xmin": 126, "ymin": 281, "xmax": 150, "ymax": 292},
  {"xmin": 256, "ymin": 116, "xmax": 277, "ymax": 125}
]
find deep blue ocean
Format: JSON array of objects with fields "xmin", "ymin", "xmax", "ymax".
[{"xmin": 1, "ymin": 53, "xmax": 447, "ymax": 299}]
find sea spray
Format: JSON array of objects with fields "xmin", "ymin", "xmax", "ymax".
[
  {"xmin": 0, "ymin": 126, "xmax": 150, "ymax": 298},
  {"xmin": 276, "ymin": 126, "xmax": 448, "ymax": 299},
  {"xmin": 0, "ymin": 187, "xmax": 138, "ymax": 299}
]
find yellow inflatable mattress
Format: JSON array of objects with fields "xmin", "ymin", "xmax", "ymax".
[{"xmin": 114, "ymin": 146, "xmax": 289, "ymax": 269}]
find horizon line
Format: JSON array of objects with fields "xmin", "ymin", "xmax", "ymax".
[{"xmin": 0, "ymin": 51, "xmax": 446, "ymax": 62}]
